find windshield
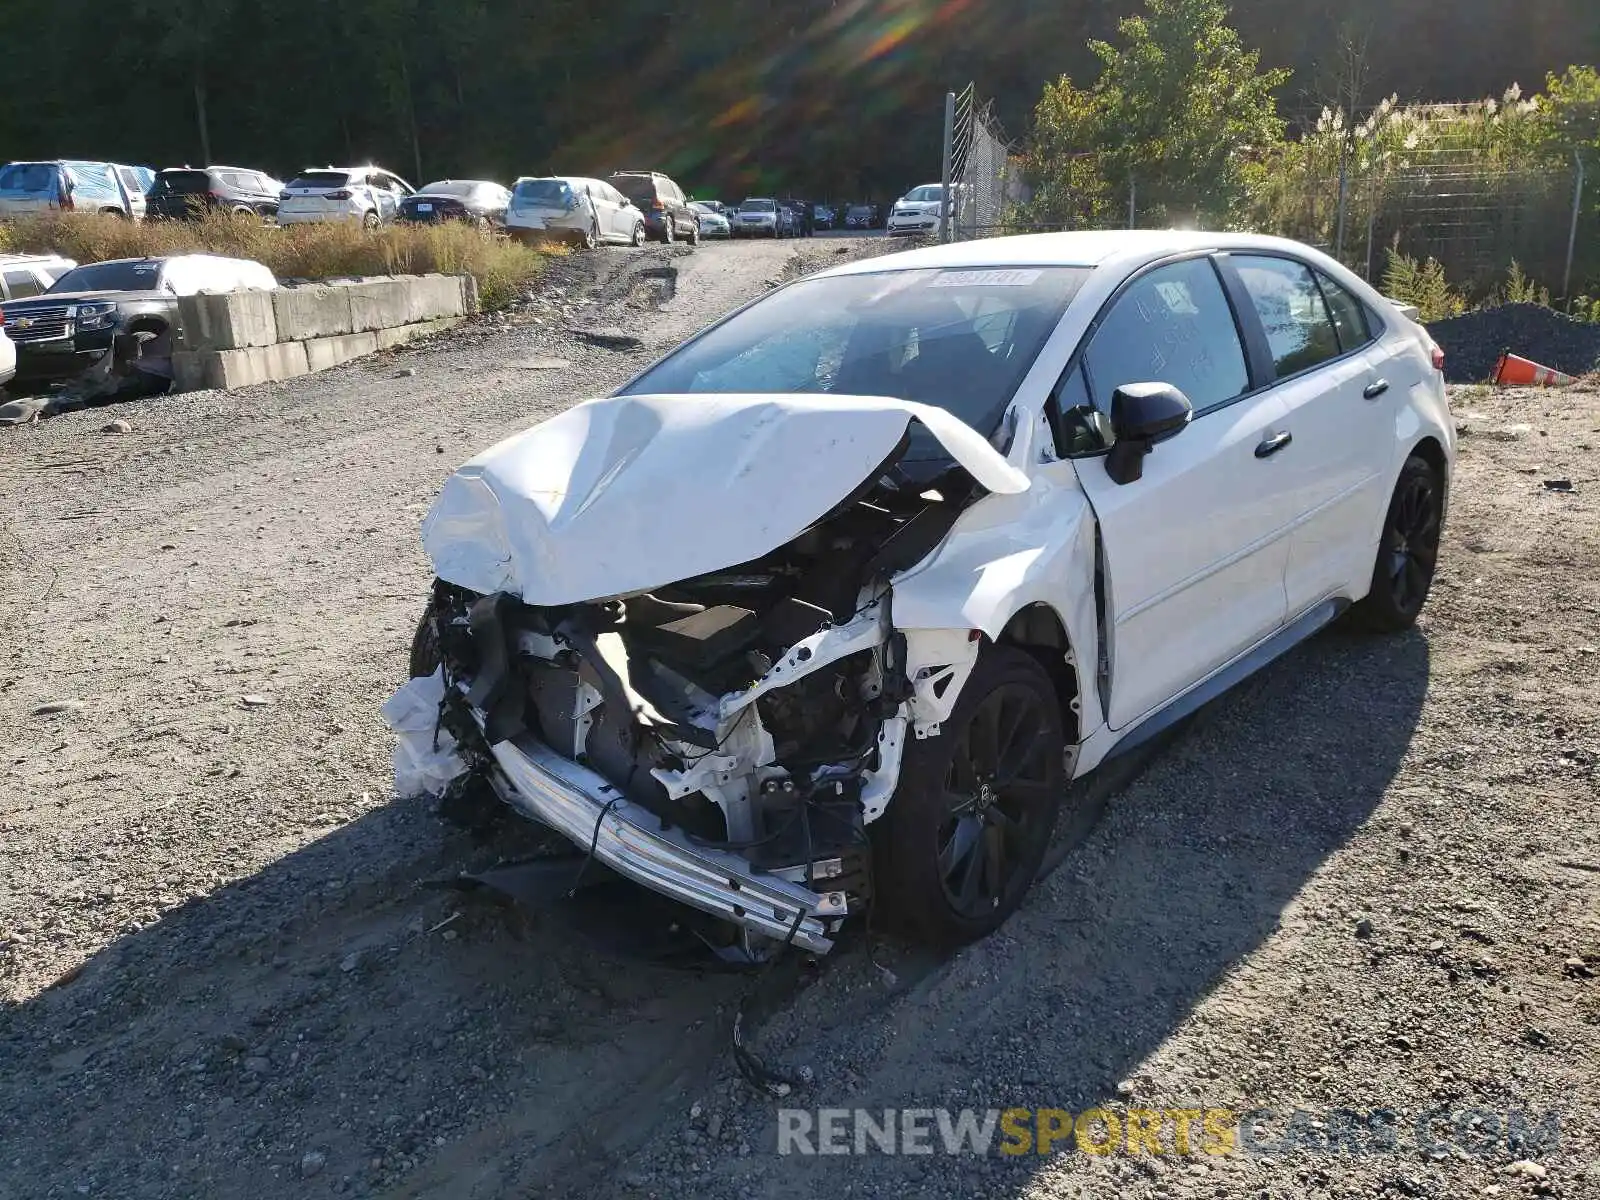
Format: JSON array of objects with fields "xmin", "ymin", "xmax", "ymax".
[
  {"xmin": 740, "ymin": 199, "xmax": 775, "ymax": 212},
  {"xmin": 619, "ymin": 266, "xmax": 1091, "ymax": 467},
  {"xmin": 848, "ymin": 206, "xmax": 874, "ymax": 217},
  {"xmin": 690, "ymin": 202, "xmax": 718, "ymax": 215},
  {"xmin": 0, "ymin": 163, "xmax": 57, "ymax": 192},
  {"xmin": 903, "ymin": 186, "xmax": 944, "ymax": 203},
  {"xmin": 49, "ymin": 260, "xmax": 163, "ymax": 294},
  {"xmin": 287, "ymin": 172, "xmax": 353, "ymax": 190},
  {"xmin": 513, "ymin": 179, "xmax": 573, "ymax": 208}
]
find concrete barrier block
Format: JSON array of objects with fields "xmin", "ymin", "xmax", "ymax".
[
  {"xmin": 408, "ymin": 274, "xmax": 467, "ymax": 322},
  {"xmin": 348, "ymin": 280, "xmax": 413, "ymax": 332},
  {"xmin": 273, "ymin": 286, "xmax": 353, "ymax": 340},
  {"xmin": 177, "ymin": 291, "xmax": 279, "ymax": 351},
  {"xmin": 457, "ymin": 273, "xmax": 480, "ymax": 315},
  {"xmin": 173, "ymin": 342, "xmax": 310, "ymax": 391},
  {"xmin": 303, "ymin": 331, "xmax": 379, "ymax": 373},
  {"xmin": 374, "ymin": 316, "xmax": 465, "ymax": 350}
]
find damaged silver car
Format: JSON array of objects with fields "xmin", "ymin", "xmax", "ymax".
[{"xmin": 392, "ymin": 232, "xmax": 1456, "ymax": 959}]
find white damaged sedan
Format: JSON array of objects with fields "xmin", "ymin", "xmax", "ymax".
[{"xmin": 392, "ymin": 231, "xmax": 1454, "ymax": 958}]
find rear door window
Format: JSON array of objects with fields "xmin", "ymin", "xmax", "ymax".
[
  {"xmin": 1231, "ymin": 255, "xmax": 1343, "ymax": 379},
  {"xmin": 1084, "ymin": 257, "xmax": 1250, "ymax": 416}
]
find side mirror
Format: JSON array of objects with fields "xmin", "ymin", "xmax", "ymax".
[{"xmin": 1104, "ymin": 382, "xmax": 1193, "ymax": 485}]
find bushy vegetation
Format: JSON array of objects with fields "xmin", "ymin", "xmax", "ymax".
[
  {"xmin": 1020, "ymin": 0, "xmax": 1599, "ymax": 297},
  {"xmin": 1381, "ymin": 249, "xmax": 1467, "ymax": 322},
  {"xmin": 0, "ymin": 211, "xmax": 552, "ymax": 310}
]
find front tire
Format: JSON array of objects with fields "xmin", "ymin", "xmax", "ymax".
[
  {"xmin": 409, "ymin": 606, "xmax": 440, "ymax": 679},
  {"xmin": 1350, "ymin": 454, "xmax": 1443, "ymax": 632},
  {"xmin": 874, "ymin": 645, "xmax": 1063, "ymax": 947}
]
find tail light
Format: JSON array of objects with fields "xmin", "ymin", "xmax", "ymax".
[
  {"xmin": 650, "ymin": 199, "xmax": 664, "ymax": 211},
  {"xmin": 327, "ymin": 190, "xmax": 351, "ymax": 201},
  {"xmin": 1431, "ymin": 345, "xmax": 1445, "ymax": 373}
]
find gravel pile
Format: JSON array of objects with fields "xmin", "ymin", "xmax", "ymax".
[{"xmin": 1428, "ymin": 303, "xmax": 1600, "ymax": 383}]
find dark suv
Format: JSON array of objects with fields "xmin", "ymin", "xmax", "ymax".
[
  {"xmin": 607, "ymin": 171, "xmax": 698, "ymax": 245},
  {"xmin": 146, "ymin": 166, "xmax": 284, "ymax": 221}
]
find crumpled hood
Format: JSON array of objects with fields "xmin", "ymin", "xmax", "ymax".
[{"xmin": 421, "ymin": 392, "xmax": 1028, "ymax": 606}]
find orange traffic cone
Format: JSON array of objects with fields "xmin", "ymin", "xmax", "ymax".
[{"xmin": 1492, "ymin": 351, "xmax": 1576, "ymax": 387}]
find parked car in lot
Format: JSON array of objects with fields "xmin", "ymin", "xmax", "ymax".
[
  {"xmin": 813, "ymin": 203, "xmax": 836, "ymax": 230},
  {"xmin": 396, "ymin": 229, "xmax": 1453, "ymax": 961},
  {"xmin": 690, "ymin": 201, "xmax": 731, "ymax": 239},
  {"xmin": 844, "ymin": 203, "xmax": 881, "ymax": 230},
  {"xmin": 506, "ymin": 176, "xmax": 644, "ymax": 248},
  {"xmin": 734, "ymin": 198, "xmax": 780, "ymax": 237},
  {"xmin": 0, "ymin": 320, "xmax": 15, "ymax": 390},
  {"xmin": 276, "ymin": 167, "xmax": 413, "ymax": 227},
  {"xmin": 0, "ymin": 254, "xmax": 275, "ymax": 388},
  {"xmin": 146, "ymin": 166, "xmax": 285, "ymax": 221},
  {"xmin": 0, "ymin": 253, "xmax": 77, "ymax": 300},
  {"xmin": 397, "ymin": 180, "xmax": 511, "ymax": 231},
  {"xmin": 0, "ymin": 160, "xmax": 154, "ymax": 219},
  {"xmin": 886, "ymin": 183, "xmax": 955, "ymax": 236},
  {"xmin": 608, "ymin": 171, "xmax": 699, "ymax": 245}
]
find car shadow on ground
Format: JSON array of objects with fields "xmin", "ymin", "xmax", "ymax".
[
  {"xmin": 0, "ymin": 625, "xmax": 1431, "ymax": 1198},
  {"xmin": 693, "ymin": 623, "xmax": 1434, "ymax": 1198}
]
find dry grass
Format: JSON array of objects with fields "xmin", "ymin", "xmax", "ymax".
[{"xmin": 0, "ymin": 211, "xmax": 556, "ymax": 310}]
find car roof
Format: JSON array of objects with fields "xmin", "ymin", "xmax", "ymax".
[
  {"xmin": 0, "ymin": 252, "xmax": 72, "ymax": 264},
  {"xmin": 814, "ymin": 230, "xmax": 1336, "ymax": 278},
  {"xmin": 74, "ymin": 253, "xmax": 260, "ymax": 269}
]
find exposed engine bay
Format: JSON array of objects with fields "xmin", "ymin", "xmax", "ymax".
[{"xmin": 414, "ymin": 469, "xmax": 975, "ymax": 957}]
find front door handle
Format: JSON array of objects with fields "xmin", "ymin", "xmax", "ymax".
[
  {"xmin": 1255, "ymin": 431, "xmax": 1293, "ymax": 459},
  {"xmin": 1363, "ymin": 379, "xmax": 1390, "ymax": 399}
]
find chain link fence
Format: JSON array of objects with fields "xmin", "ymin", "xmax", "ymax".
[
  {"xmin": 943, "ymin": 83, "xmax": 1016, "ymax": 242},
  {"xmin": 1256, "ymin": 159, "xmax": 1591, "ymax": 296}
]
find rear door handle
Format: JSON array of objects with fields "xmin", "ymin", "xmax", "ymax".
[
  {"xmin": 1255, "ymin": 431, "xmax": 1293, "ymax": 459},
  {"xmin": 1363, "ymin": 379, "xmax": 1390, "ymax": 399}
]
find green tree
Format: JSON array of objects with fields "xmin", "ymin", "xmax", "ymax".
[
  {"xmin": 1023, "ymin": 0, "xmax": 1290, "ymax": 229},
  {"xmin": 1541, "ymin": 65, "xmax": 1600, "ymax": 163}
]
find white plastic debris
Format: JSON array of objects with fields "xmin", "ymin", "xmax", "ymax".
[{"xmin": 382, "ymin": 668, "xmax": 468, "ymax": 799}]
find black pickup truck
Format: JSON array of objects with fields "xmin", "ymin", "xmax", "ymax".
[{"xmin": 0, "ymin": 254, "xmax": 274, "ymax": 390}]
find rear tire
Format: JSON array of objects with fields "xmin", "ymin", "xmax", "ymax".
[
  {"xmin": 582, "ymin": 220, "xmax": 599, "ymax": 250},
  {"xmin": 661, "ymin": 217, "xmax": 675, "ymax": 244},
  {"xmin": 687, "ymin": 220, "xmax": 700, "ymax": 247},
  {"xmin": 631, "ymin": 222, "xmax": 646, "ymax": 247},
  {"xmin": 874, "ymin": 645, "xmax": 1063, "ymax": 948},
  {"xmin": 362, "ymin": 209, "xmax": 380, "ymax": 230},
  {"xmin": 1349, "ymin": 454, "xmax": 1443, "ymax": 633}
]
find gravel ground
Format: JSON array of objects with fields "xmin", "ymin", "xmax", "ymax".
[{"xmin": 2, "ymin": 251, "xmax": 1597, "ymax": 1200}]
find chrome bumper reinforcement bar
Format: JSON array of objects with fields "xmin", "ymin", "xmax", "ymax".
[{"xmin": 487, "ymin": 735, "xmax": 837, "ymax": 953}]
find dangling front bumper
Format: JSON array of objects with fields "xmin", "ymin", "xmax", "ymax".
[{"xmin": 486, "ymin": 733, "xmax": 841, "ymax": 954}]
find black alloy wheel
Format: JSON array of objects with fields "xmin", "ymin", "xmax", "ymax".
[
  {"xmin": 1350, "ymin": 454, "xmax": 1443, "ymax": 632},
  {"xmin": 875, "ymin": 645, "xmax": 1063, "ymax": 946}
]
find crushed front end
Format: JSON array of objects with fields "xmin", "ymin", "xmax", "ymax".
[{"xmin": 409, "ymin": 487, "xmax": 980, "ymax": 957}]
